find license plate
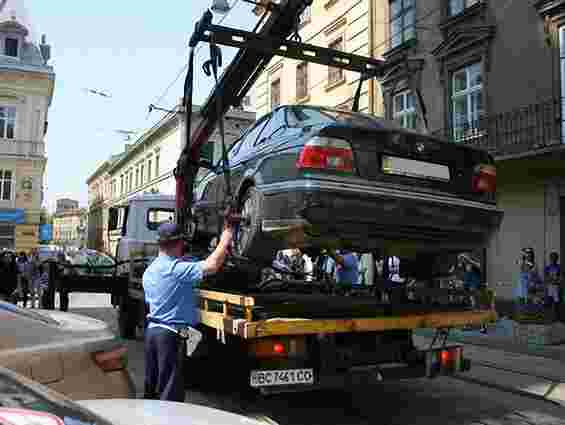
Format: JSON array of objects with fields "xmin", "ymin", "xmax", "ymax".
[
  {"xmin": 382, "ymin": 156, "xmax": 450, "ymax": 182},
  {"xmin": 250, "ymin": 369, "xmax": 314, "ymax": 387}
]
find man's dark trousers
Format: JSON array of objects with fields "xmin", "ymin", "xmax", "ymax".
[{"xmin": 144, "ymin": 326, "xmax": 185, "ymax": 401}]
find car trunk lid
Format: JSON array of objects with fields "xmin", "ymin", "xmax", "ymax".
[{"xmin": 319, "ymin": 126, "xmax": 495, "ymax": 203}]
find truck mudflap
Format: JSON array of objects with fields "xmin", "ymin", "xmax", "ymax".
[{"xmin": 250, "ymin": 345, "xmax": 470, "ymax": 395}]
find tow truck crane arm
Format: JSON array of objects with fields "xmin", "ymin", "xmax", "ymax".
[{"xmin": 175, "ymin": 0, "xmax": 385, "ymax": 233}]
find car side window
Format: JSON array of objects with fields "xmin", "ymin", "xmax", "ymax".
[{"xmin": 255, "ymin": 109, "xmax": 285, "ymax": 147}]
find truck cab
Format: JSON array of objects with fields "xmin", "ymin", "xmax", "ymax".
[{"xmin": 108, "ymin": 194, "xmax": 176, "ymax": 273}]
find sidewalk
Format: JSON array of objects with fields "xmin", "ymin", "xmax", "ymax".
[
  {"xmin": 414, "ymin": 324, "xmax": 565, "ymax": 406},
  {"xmin": 415, "ymin": 318, "xmax": 565, "ymax": 362}
]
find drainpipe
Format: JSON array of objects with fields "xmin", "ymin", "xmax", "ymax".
[{"xmin": 368, "ymin": 0, "xmax": 375, "ymax": 115}]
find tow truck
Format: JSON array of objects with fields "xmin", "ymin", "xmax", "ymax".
[{"xmin": 49, "ymin": 0, "xmax": 497, "ymax": 394}]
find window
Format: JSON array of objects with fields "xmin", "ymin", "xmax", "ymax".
[
  {"xmin": 451, "ymin": 62, "xmax": 483, "ymax": 142},
  {"xmin": 124, "ymin": 174, "xmax": 128, "ymax": 193},
  {"xmin": 390, "ymin": 0, "xmax": 415, "ymax": 49},
  {"xmin": 328, "ymin": 37, "xmax": 345, "ymax": 84},
  {"xmin": 140, "ymin": 164, "xmax": 144, "ymax": 184},
  {"xmin": 271, "ymin": 79, "xmax": 281, "ymax": 109},
  {"xmin": 5, "ymin": 38, "xmax": 18, "ymax": 57},
  {"xmin": 147, "ymin": 209, "xmax": 175, "ymax": 230},
  {"xmin": 155, "ymin": 154, "xmax": 160, "ymax": 177},
  {"xmin": 393, "ymin": 90, "xmax": 417, "ymax": 129},
  {"xmin": 296, "ymin": 62, "xmax": 309, "ymax": 100},
  {"xmin": 0, "ymin": 170, "xmax": 12, "ymax": 201},
  {"xmin": 229, "ymin": 115, "xmax": 271, "ymax": 161},
  {"xmin": 135, "ymin": 168, "xmax": 139, "ymax": 187},
  {"xmin": 148, "ymin": 159, "xmax": 153, "ymax": 181},
  {"xmin": 120, "ymin": 175, "xmax": 124, "ymax": 194},
  {"xmin": 448, "ymin": 0, "xmax": 480, "ymax": 17},
  {"xmin": 0, "ymin": 106, "xmax": 16, "ymax": 139},
  {"xmin": 129, "ymin": 170, "xmax": 133, "ymax": 191}
]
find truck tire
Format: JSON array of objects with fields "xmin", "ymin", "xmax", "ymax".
[{"xmin": 118, "ymin": 296, "xmax": 138, "ymax": 340}]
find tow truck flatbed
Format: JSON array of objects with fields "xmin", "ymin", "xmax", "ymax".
[{"xmin": 196, "ymin": 289, "xmax": 496, "ymax": 339}]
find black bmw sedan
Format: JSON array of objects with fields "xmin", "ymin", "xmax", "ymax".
[{"xmin": 192, "ymin": 105, "xmax": 502, "ymax": 263}]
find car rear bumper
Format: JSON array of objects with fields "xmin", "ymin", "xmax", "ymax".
[{"xmin": 257, "ymin": 178, "xmax": 502, "ymax": 252}]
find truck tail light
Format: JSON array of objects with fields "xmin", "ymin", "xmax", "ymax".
[
  {"xmin": 249, "ymin": 338, "xmax": 306, "ymax": 359},
  {"xmin": 93, "ymin": 346, "xmax": 128, "ymax": 372},
  {"xmin": 472, "ymin": 164, "xmax": 496, "ymax": 194},
  {"xmin": 428, "ymin": 346, "xmax": 464, "ymax": 377},
  {"xmin": 297, "ymin": 137, "xmax": 354, "ymax": 173}
]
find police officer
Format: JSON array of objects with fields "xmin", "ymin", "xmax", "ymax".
[{"xmin": 143, "ymin": 219, "xmax": 234, "ymax": 401}]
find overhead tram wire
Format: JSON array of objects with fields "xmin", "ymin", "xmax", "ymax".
[{"xmin": 146, "ymin": 0, "xmax": 243, "ymax": 120}]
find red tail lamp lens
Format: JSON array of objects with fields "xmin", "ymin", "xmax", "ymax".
[
  {"xmin": 93, "ymin": 346, "xmax": 128, "ymax": 372},
  {"xmin": 472, "ymin": 164, "xmax": 497, "ymax": 194},
  {"xmin": 273, "ymin": 343, "xmax": 286, "ymax": 354}
]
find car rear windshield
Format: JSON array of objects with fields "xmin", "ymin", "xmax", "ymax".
[{"xmin": 286, "ymin": 106, "xmax": 383, "ymax": 129}]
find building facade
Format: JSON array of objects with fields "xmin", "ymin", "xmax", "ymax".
[
  {"xmin": 252, "ymin": 0, "xmax": 388, "ymax": 117},
  {"xmin": 53, "ymin": 206, "xmax": 87, "ymax": 248},
  {"xmin": 0, "ymin": 2, "xmax": 55, "ymax": 252},
  {"xmin": 248, "ymin": 0, "xmax": 565, "ymax": 298},
  {"xmin": 374, "ymin": 0, "xmax": 565, "ymax": 298},
  {"xmin": 87, "ymin": 105, "xmax": 255, "ymax": 254},
  {"xmin": 56, "ymin": 198, "xmax": 78, "ymax": 213},
  {"xmin": 86, "ymin": 153, "xmax": 122, "ymax": 253}
]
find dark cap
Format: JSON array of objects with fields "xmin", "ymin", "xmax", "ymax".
[{"xmin": 157, "ymin": 223, "xmax": 185, "ymax": 243}]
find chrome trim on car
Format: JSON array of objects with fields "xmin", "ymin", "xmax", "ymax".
[
  {"xmin": 257, "ymin": 179, "xmax": 502, "ymax": 212},
  {"xmin": 262, "ymin": 219, "xmax": 310, "ymax": 233}
]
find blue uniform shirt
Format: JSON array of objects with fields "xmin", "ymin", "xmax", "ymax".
[
  {"xmin": 143, "ymin": 254, "xmax": 205, "ymax": 329},
  {"xmin": 336, "ymin": 253, "xmax": 359, "ymax": 286}
]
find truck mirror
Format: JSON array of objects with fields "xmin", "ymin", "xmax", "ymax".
[{"xmin": 108, "ymin": 208, "xmax": 119, "ymax": 231}]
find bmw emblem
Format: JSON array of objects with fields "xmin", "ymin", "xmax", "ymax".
[{"xmin": 416, "ymin": 143, "xmax": 425, "ymax": 153}]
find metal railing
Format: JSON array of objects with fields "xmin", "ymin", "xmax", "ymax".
[
  {"xmin": 431, "ymin": 98, "xmax": 563, "ymax": 157},
  {"xmin": 0, "ymin": 139, "xmax": 45, "ymax": 157}
]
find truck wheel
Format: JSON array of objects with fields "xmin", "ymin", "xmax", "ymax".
[
  {"xmin": 118, "ymin": 297, "xmax": 138, "ymax": 340},
  {"xmin": 236, "ymin": 187, "xmax": 276, "ymax": 264}
]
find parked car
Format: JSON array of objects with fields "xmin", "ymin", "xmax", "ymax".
[
  {"xmin": 192, "ymin": 105, "xmax": 503, "ymax": 263},
  {"xmin": 0, "ymin": 365, "xmax": 270, "ymax": 425},
  {"xmin": 67, "ymin": 249, "xmax": 116, "ymax": 276},
  {"xmin": 0, "ymin": 301, "xmax": 134, "ymax": 400},
  {"xmin": 78, "ymin": 399, "xmax": 272, "ymax": 425}
]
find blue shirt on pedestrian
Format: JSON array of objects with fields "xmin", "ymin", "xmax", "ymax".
[
  {"xmin": 336, "ymin": 253, "xmax": 359, "ymax": 286},
  {"xmin": 143, "ymin": 254, "xmax": 204, "ymax": 329}
]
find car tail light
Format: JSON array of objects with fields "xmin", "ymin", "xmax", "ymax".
[
  {"xmin": 297, "ymin": 136, "xmax": 354, "ymax": 173},
  {"xmin": 0, "ymin": 409, "xmax": 64, "ymax": 425},
  {"xmin": 472, "ymin": 164, "xmax": 496, "ymax": 194},
  {"xmin": 250, "ymin": 340, "xmax": 288, "ymax": 358},
  {"xmin": 93, "ymin": 346, "xmax": 128, "ymax": 372}
]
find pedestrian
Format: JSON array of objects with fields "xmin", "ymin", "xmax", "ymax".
[
  {"xmin": 15, "ymin": 252, "xmax": 32, "ymax": 308},
  {"xmin": 31, "ymin": 263, "xmax": 49, "ymax": 309},
  {"xmin": 326, "ymin": 248, "xmax": 359, "ymax": 295},
  {"xmin": 143, "ymin": 216, "xmax": 236, "ymax": 402},
  {"xmin": 544, "ymin": 252, "xmax": 561, "ymax": 316}
]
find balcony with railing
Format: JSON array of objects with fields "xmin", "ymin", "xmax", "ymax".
[
  {"xmin": 0, "ymin": 139, "xmax": 45, "ymax": 158},
  {"xmin": 431, "ymin": 98, "xmax": 563, "ymax": 158}
]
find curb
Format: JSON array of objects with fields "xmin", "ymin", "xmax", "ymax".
[{"xmin": 452, "ymin": 373, "xmax": 564, "ymax": 407}]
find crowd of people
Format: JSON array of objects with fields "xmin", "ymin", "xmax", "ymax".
[
  {"xmin": 0, "ymin": 249, "xmax": 50, "ymax": 308},
  {"xmin": 514, "ymin": 247, "xmax": 563, "ymax": 317}
]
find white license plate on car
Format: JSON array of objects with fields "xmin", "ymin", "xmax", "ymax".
[
  {"xmin": 382, "ymin": 156, "xmax": 450, "ymax": 182},
  {"xmin": 250, "ymin": 369, "xmax": 314, "ymax": 387}
]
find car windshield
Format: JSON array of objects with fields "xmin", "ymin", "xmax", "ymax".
[
  {"xmin": 0, "ymin": 368, "xmax": 107, "ymax": 425},
  {"xmin": 285, "ymin": 106, "xmax": 383, "ymax": 129},
  {"xmin": 0, "ymin": 302, "xmax": 59, "ymax": 326}
]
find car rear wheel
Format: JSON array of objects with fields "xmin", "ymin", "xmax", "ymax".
[{"xmin": 235, "ymin": 187, "xmax": 276, "ymax": 264}]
